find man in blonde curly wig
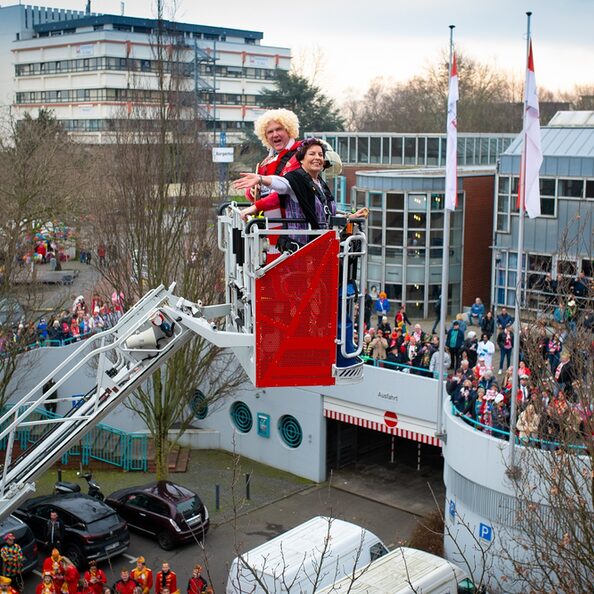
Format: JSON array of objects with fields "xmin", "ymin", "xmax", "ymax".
[{"xmin": 245, "ymin": 109, "xmax": 303, "ymax": 258}]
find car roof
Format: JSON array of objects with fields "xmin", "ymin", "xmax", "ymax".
[
  {"xmin": 0, "ymin": 515, "xmax": 24, "ymax": 533},
  {"xmin": 22, "ymin": 494, "xmax": 115, "ymax": 520},
  {"xmin": 111, "ymin": 481, "xmax": 196, "ymax": 503}
]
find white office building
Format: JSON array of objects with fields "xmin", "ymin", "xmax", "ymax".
[{"xmin": 1, "ymin": 3, "xmax": 290, "ymax": 142}]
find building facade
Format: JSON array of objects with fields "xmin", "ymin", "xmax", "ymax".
[
  {"xmin": 1, "ymin": 4, "xmax": 290, "ymax": 142},
  {"xmin": 492, "ymin": 111, "xmax": 594, "ymax": 310},
  {"xmin": 349, "ymin": 166, "xmax": 496, "ymax": 318}
]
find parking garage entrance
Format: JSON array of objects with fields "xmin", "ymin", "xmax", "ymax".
[{"xmin": 325, "ymin": 412, "xmax": 443, "ymax": 476}]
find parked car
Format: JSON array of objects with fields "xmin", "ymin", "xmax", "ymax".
[
  {"xmin": 13, "ymin": 493, "xmax": 129, "ymax": 568},
  {"xmin": 0, "ymin": 515, "xmax": 38, "ymax": 574},
  {"xmin": 106, "ymin": 480, "xmax": 209, "ymax": 550}
]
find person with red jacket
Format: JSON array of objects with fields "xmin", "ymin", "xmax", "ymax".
[
  {"xmin": 112, "ymin": 569, "xmax": 138, "ymax": 594},
  {"xmin": 36, "ymin": 572, "xmax": 56, "ymax": 594},
  {"xmin": 155, "ymin": 562, "xmax": 178, "ymax": 594},
  {"xmin": 42, "ymin": 548, "xmax": 65, "ymax": 593},
  {"xmin": 62, "ymin": 557, "xmax": 80, "ymax": 594},
  {"xmin": 83, "ymin": 561, "xmax": 106, "ymax": 594},
  {"xmin": 187, "ymin": 565, "xmax": 208, "ymax": 594},
  {"xmin": 240, "ymin": 109, "xmax": 302, "ymax": 260},
  {"xmin": 130, "ymin": 556, "xmax": 152, "ymax": 594}
]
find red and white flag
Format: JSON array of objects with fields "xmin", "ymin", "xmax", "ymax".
[
  {"xmin": 445, "ymin": 53, "xmax": 458, "ymax": 211},
  {"xmin": 518, "ymin": 40, "xmax": 543, "ymax": 218}
]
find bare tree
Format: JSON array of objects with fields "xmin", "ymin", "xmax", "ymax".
[
  {"xmin": 89, "ymin": 1, "xmax": 245, "ymax": 480},
  {"xmin": 0, "ymin": 109, "xmax": 84, "ymax": 407}
]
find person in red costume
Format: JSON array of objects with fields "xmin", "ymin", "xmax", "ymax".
[
  {"xmin": 83, "ymin": 561, "xmax": 106, "ymax": 594},
  {"xmin": 62, "ymin": 557, "xmax": 79, "ymax": 594},
  {"xmin": 0, "ymin": 576, "xmax": 19, "ymax": 594},
  {"xmin": 155, "ymin": 562, "xmax": 178, "ymax": 594},
  {"xmin": 242, "ymin": 109, "xmax": 302, "ymax": 260},
  {"xmin": 42, "ymin": 548, "xmax": 65, "ymax": 593},
  {"xmin": 130, "ymin": 556, "xmax": 152, "ymax": 594},
  {"xmin": 35, "ymin": 572, "xmax": 56, "ymax": 594},
  {"xmin": 186, "ymin": 564, "xmax": 209, "ymax": 594},
  {"xmin": 112, "ymin": 569, "xmax": 138, "ymax": 594}
]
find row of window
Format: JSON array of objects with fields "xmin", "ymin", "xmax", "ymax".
[
  {"xmin": 15, "ymin": 56, "xmax": 277, "ymax": 81},
  {"xmin": 496, "ymin": 176, "xmax": 594, "ymax": 231},
  {"xmin": 315, "ymin": 133, "xmax": 515, "ymax": 167},
  {"xmin": 58, "ymin": 118, "xmax": 251, "ymax": 132},
  {"xmin": 493, "ymin": 251, "xmax": 594, "ymax": 309},
  {"xmin": 15, "ymin": 88, "xmax": 258, "ymax": 106},
  {"xmin": 35, "ymin": 24, "xmax": 254, "ymax": 44}
]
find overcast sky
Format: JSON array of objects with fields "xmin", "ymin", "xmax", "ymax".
[{"xmin": 11, "ymin": 0, "xmax": 594, "ymax": 101}]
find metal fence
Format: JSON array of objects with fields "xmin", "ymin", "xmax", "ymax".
[{"xmin": 0, "ymin": 406, "xmax": 148, "ymax": 471}]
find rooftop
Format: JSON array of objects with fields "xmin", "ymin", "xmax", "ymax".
[{"xmin": 31, "ymin": 12, "xmax": 263, "ymax": 41}]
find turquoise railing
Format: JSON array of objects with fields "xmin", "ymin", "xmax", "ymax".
[
  {"xmin": 450, "ymin": 404, "xmax": 588, "ymax": 452},
  {"xmin": 361, "ymin": 355, "xmax": 436, "ymax": 377},
  {"xmin": 0, "ymin": 405, "xmax": 148, "ymax": 471}
]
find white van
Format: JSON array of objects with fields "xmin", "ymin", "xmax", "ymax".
[
  {"xmin": 316, "ymin": 547, "xmax": 481, "ymax": 594},
  {"xmin": 226, "ymin": 516, "xmax": 388, "ymax": 594}
]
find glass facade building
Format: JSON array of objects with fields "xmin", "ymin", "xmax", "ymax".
[
  {"xmin": 311, "ymin": 132, "xmax": 515, "ymax": 168},
  {"xmin": 348, "ymin": 168, "xmax": 493, "ymax": 319}
]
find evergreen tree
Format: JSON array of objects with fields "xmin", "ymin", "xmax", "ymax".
[{"xmin": 260, "ymin": 70, "xmax": 345, "ymax": 133}]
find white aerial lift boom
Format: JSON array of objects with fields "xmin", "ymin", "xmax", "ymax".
[{"xmin": 0, "ymin": 204, "xmax": 367, "ymax": 519}]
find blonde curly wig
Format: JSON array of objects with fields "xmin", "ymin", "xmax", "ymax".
[{"xmin": 254, "ymin": 109, "xmax": 300, "ymax": 149}]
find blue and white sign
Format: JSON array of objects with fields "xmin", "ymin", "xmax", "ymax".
[
  {"xmin": 479, "ymin": 522, "xmax": 493, "ymax": 542},
  {"xmin": 449, "ymin": 500, "xmax": 456, "ymax": 522},
  {"xmin": 257, "ymin": 412, "xmax": 270, "ymax": 438}
]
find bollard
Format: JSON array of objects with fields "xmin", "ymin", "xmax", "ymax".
[
  {"xmin": 245, "ymin": 472, "xmax": 251, "ymax": 500},
  {"xmin": 57, "ymin": 469, "xmax": 62, "ymax": 482},
  {"xmin": 215, "ymin": 484, "xmax": 220, "ymax": 511}
]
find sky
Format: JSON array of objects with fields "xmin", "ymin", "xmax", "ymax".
[{"xmin": 9, "ymin": 0, "xmax": 594, "ymax": 102}]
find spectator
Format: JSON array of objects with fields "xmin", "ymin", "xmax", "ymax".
[
  {"xmin": 496, "ymin": 327, "xmax": 514, "ymax": 374},
  {"xmin": 496, "ymin": 307, "xmax": 514, "ymax": 330},
  {"xmin": 480, "ymin": 310, "xmax": 495, "ymax": 340},
  {"xmin": 374, "ymin": 292, "xmax": 390, "ymax": 317},
  {"xmin": 554, "ymin": 351, "xmax": 576, "ymax": 396},
  {"xmin": 546, "ymin": 333, "xmax": 562, "ymax": 373},
  {"xmin": 477, "ymin": 333, "xmax": 495, "ymax": 369},
  {"xmin": 394, "ymin": 304, "xmax": 411, "ymax": 331},
  {"xmin": 492, "ymin": 393, "xmax": 510, "ymax": 438},
  {"xmin": 370, "ymin": 329, "xmax": 388, "ymax": 361},
  {"xmin": 429, "ymin": 346, "xmax": 451, "ymax": 378},
  {"xmin": 43, "ymin": 379, "xmax": 58, "ymax": 415},
  {"xmin": 461, "ymin": 330, "xmax": 479, "ymax": 368},
  {"xmin": 452, "ymin": 314, "xmax": 467, "ymax": 335},
  {"xmin": 377, "ymin": 316, "xmax": 392, "ymax": 336},
  {"xmin": 517, "ymin": 375, "xmax": 531, "ymax": 408},
  {"xmin": 517, "ymin": 403, "xmax": 540, "ymax": 444},
  {"xmin": 469, "ymin": 298, "xmax": 485, "ymax": 326},
  {"xmin": 446, "ymin": 321, "xmax": 464, "ymax": 370}
]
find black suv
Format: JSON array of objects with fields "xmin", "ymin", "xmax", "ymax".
[
  {"xmin": 0, "ymin": 515, "xmax": 38, "ymax": 574},
  {"xmin": 14, "ymin": 494, "xmax": 129, "ymax": 567},
  {"xmin": 106, "ymin": 481, "xmax": 209, "ymax": 550}
]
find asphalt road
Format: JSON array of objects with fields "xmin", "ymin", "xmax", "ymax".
[{"xmin": 22, "ymin": 485, "xmax": 419, "ymax": 593}]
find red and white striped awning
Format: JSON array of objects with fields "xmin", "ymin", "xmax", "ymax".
[{"xmin": 324, "ymin": 408, "xmax": 441, "ymax": 447}]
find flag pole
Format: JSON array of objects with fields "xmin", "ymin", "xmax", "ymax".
[
  {"xmin": 507, "ymin": 12, "xmax": 532, "ymax": 474},
  {"xmin": 435, "ymin": 24, "xmax": 456, "ymax": 442}
]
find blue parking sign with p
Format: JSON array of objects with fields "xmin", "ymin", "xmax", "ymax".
[{"xmin": 479, "ymin": 523, "xmax": 493, "ymax": 542}]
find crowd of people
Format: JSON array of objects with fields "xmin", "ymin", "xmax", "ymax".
[
  {"xmin": 0, "ymin": 291, "xmax": 125, "ymax": 355},
  {"xmin": 0, "ymin": 530, "xmax": 211, "ymax": 593},
  {"xmin": 360, "ymin": 282, "xmax": 593, "ymax": 448}
]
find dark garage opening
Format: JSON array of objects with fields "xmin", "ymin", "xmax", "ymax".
[{"xmin": 325, "ymin": 418, "xmax": 443, "ymax": 476}]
